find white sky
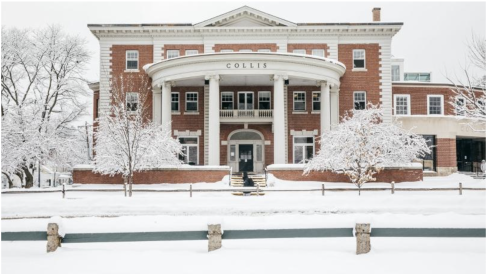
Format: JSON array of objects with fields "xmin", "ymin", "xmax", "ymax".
[{"xmin": 1, "ymin": 1, "xmax": 486, "ymax": 84}]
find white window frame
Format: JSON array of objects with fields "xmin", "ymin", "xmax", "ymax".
[
  {"xmin": 391, "ymin": 65, "xmax": 400, "ymax": 81},
  {"xmin": 312, "ymin": 91, "xmax": 321, "ymax": 112},
  {"xmin": 221, "ymin": 92, "xmax": 234, "ymax": 110},
  {"xmin": 186, "ymin": 92, "xmax": 198, "ymax": 112},
  {"xmin": 455, "ymin": 96, "xmax": 466, "ymax": 116},
  {"xmin": 257, "ymin": 49, "xmax": 271, "ymax": 52},
  {"xmin": 311, "ymin": 49, "xmax": 325, "ymax": 57},
  {"xmin": 352, "ymin": 49, "xmax": 366, "ymax": 69},
  {"xmin": 220, "ymin": 49, "xmax": 234, "ymax": 53},
  {"xmin": 178, "ymin": 136, "xmax": 199, "ymax": 165},
  {"xmin": 125, "ymin": 50, "xmax": 139, "ymax": 70},
  {"xmin": 126, "ymin": 92, "xmax": 139, "ymax": 112},
  {"xmin": 427, "ymin": 95, "xmax": 444, "ymax": 115},
  {"xmin": 237, "ymin": 91, "xmax": 254, "ymax": 110},
  {"xmin": 293, "ymin": 136, "xmax": 315, "ymax": 164},
  {"xmin": 171, "ymin": 92, "xmax": 180, "ymax": 113},
  {"xmin": 185, "ymin": 49, "xmax": 198, "ymax": 56},
  {"xmin": 393, "ymin": 94, "xmax": 411, "ymax": 116},
  {"xmin": 293, "ymin": 91, "xmax": 306, "ymax": 111},
  {"xmin": 258, "ymin": 91, "xmax": 271, "ymax": 110},
  {"xmin": 353, "ymin": 91, "xmax": 367, "ymax": 110},
  {"xmin": 293, "ymin": 49, "xmax": 306, "ymax": 55},
  {"xmin": 166, "ymin": 50, "xmax": 180, "ymax": 59}
]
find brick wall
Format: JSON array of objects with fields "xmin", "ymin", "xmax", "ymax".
[
  {"xmin": 93, "ymin": 90, "xmax": 99, "ymax": 120},
  {"xmin": 73, "ymin": 168, "xmax": 229, "ymax": 184},
  {"xmin": 271, "ymin": 168, "xmax": 423, "ymax": 183},
  {"xmin": 338, "ymin": 44, "xmax": 381, "ymax": 117},
  {"xmin": 436, "ymin": 138, "xmax": 457, "ymax": 167},
  {"xmin": 171, "ymin": 86, "xmax": 205, "ymax": 164},
  {"xmin": 287, "ymin": 86, "xmax": 322, "ymax": 163},
  {"xmin": 392, "ymin": 86, "xmax": 455, "ymax": 115},
  {"xmin": 213, "ymin": 43, "xmax": 278, "ymax": 52},
  {"xmin": 163, "ymin": 44, "xmax": 204, "ymax": 59},
  {"xmin": 111, "ymin": 45, "xmax": 154, "ymax": 120},
  {"xmin": 287, "ymin": 43, "xmax": 329, "ymax": 57}
]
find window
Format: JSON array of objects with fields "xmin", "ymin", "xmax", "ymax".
[
  {"xmin": 394, "ymin": 94, "xmax": 410, "ymax": 115},
  {"xmin": 167, "ymin": 50, "xmax": 180, "ymax": 59},
  {"xmin": 185, "ymin": 49, "xmax": 198, "ymax": 56},
  {"xmin": 427, "ymin": 95, "xmax": 444, "ymax": 115},
  {"xmin": 186, "ymin": 92, "xmax": 198, "ymax": 112},
  {"xmin": 258, "ymin": 49, "xmax": 271, "ymax": 52},
  {"xmin": 456, "ymin": 97, "xmax": 466, "ymax": 116},
  {"xmin": 95, "ymin": 98, "xmax": 99, "ymax": 118},
  {"xmin": 220, "ymin": 49, "xmax": 234, "ymax": 53},
  {"xmin": 171, "ymin": 92, "xmax": 179, "ymax": 112},
  {"xmin": 239, "ymin": 49, "xmax": 252, "ymax": 52},
  {"xmin": 256, "ymin": 144, "xmax": 263, "ymax": 161},
  {"xmin": 353, "ymin": 49, "xmax": 366, "ymax": 69},
  {"xmin": 293, "ymin": 92, "xmax": 306, "ymax": 111},
  {"xmin": 312, "ymin": 92, "xmax": 321, "ymax": 111},
  {"xmin": 126, "ymin": 92, "xmax": 139, "ymax": 112},
  {"xmin": 238, "ymin": 92, "xmax": 254, "ymax": 110},
  {"xmin": 293, "ymin": 137, "xmax": 314, "ymax": 164},
  {"xmin": 353, "ymin": 91, "xmax": 366, "ymax": 110},
  {"xmin": 391, "ymin": 65, "xmax": 400, "ymax": 81},
  {"xmin": 221, "ymin": 92, "xmax": 233, "ymax": 110},
  {"xmin": 230, "ymin": 145, "xmax": 236, "ymax": 161},
  {"xmin": 126, "ymin": 50, "xmax": 139, "ymax": 70},
  {"xmin": 404, "ymin": 73, "xmax": 431, "ymax": 82},
  {"xmin": 179, "ymin": 137, "xmax": 198, "ymax": 165},
  {"xmin": 421, "ymin": 135, "xmax": 436, "ymax": 171},
  {"xmin": 258, "ymin": 91, "xmax": 271, "ymax": 109},
  {"xmin": 293, "ymin": 49, "xmax": 306, "ymax": 55},
  {"xmin": 311, "ymin": 49, "xmax": 325, "ymax": 57}
]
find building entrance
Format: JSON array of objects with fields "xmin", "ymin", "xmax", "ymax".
[{"xmin": 238, "ymin": 145, "xmax": 254, "ymax": 172}]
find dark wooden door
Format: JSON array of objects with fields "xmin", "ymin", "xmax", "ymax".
[{"xmin": 239, "ymin": 145, "xmax": 254, "ymax": 172}]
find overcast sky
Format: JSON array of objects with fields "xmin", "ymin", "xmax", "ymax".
[{"xmin": 2, "ymin": 1, "xmax": 485, "ymax": 84}]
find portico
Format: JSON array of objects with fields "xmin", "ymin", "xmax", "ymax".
[{"xmin": 145, "ymin": 52, "xmax": 346, "ymax": 169}]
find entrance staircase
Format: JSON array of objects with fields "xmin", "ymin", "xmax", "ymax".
[
  {"xmin": 459, "ymin": 171, "xmax": 486, "ymax": 180},
  {"xmin": 230, "ymin": 173, "xmax": 267, "ymax": 187}
]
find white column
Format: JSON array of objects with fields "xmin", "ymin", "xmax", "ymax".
[
  {"xmin": 161, "ymin": 82, "xmax": 172, "ymax": 132},
  {"xmin": 320, "ymin": 81, "xmax": 331, "ymax": 134},
  {"xmin": 206, "ymin": 75, "xmax": 220, "ymax": 166},
  {"xmin": 153, "ymin": 86, "xmax": 162, "ymax": 125},
  {"xmin": 273, "ymin": 75, "xmax": 287, "ymax": 164},
  {"xmin": 330, "ymin": 86, "xmax": 339, "ymax": 129}
]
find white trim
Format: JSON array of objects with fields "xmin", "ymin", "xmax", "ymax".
[
  {"xmin": 258, "ymin": 91, "xmax": 271, "ymax": 110},
  {"xmin": 185, "ymin": 92, "xmax": 199, "ymax": 112},
  {"xmin": 171, "ymin": 91, "xmax": 180, "ymax": 113},
  {"xmin": 178, "ymin": 136, "xmax": 199, "ymax": 165},
  {"xmin": 125, "ymin": 50, "xmax": 139, "ymax": 70},
  {"xmin": 393, "ymin": 94, "xmax": 411, "ymax": 116},
  {"xmin": 293, "ymin": 91, "xmax": 306, "ymax": 112},
  {"xmin": 221, "ymin": 92, "xmax": 234, "ymax": 110},
  {"xmin": 353, "ymin": 91, "xmax": 366, "ymax": 110},
  {"xmin": 292, "ymin": 136, "xmax": 315, "ymax": 164},
  {"xmin": 352, "ymin": 49, "xmax": 366, "ymax": 69},
  {"xmin": 237, "ymin": 91, "xmax": 254, "ymax": 110},
  {"xmin": 427, "ymin": 94, "xmax": 444, "ymax": 115}
]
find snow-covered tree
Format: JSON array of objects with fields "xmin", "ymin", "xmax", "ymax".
[
  {"xmin": 305, "ymin": 104, "xmax": 430, "ymax": 195},
  {"xmin": 93, "ymin": 75, "xmax": 182, "ymax": 197},
  {"xmin": 1, "ymin": 25, "xmax": 91, "ymax": 187}
]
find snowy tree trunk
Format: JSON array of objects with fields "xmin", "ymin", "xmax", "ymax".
[
  {"xmin": 22, "ymin": 166, "xmax": 33, "ymax": 189},
  {"xmin": 2, "ymin": 173, "xmax": 13, "ymax": 188},
  {"xmin": 129, "ymin": 174, "xmax": 133, "ymax": 197}
]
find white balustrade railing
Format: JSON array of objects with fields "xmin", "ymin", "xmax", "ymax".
[{"xmin": 219, "ymin": 109, "xmax": 273, "ymax": 119}]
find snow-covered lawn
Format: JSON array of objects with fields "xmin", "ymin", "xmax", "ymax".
[{"xmin": 2, "ymin": 238, "xmax": 485, "ymax": 274}]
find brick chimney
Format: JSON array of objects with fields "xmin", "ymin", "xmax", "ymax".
[{"xmin": 372, "ymin": 7, "xmax": 381, "ymax": 22}]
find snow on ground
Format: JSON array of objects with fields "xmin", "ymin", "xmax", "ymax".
[{"xmin": 2, "ymin": 238, "xmax": 485, "ymax": 274}]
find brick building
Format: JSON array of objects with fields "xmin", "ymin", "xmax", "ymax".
[{"xmin": 88, "ymin": 6, "xmax": 485, "ymax": 180}]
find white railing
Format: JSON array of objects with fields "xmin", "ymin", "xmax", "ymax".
[{"xmin": 220, "ymin": 109, "xmax": 273, "ymax": 119}]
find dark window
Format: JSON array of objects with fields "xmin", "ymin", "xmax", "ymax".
[
  {"xmin": 186, "ymin": 93, "xmax": 198, "ymax": 112},
  {"xmin": 171, "ymin": 92, "xmax": 179, "ymax": 112},
  {"xmin": 354, "ymin": 92, "xmax": 366, "ymax": 110},
  {"xmin": 312, "ymin": 92, "xmax": 321, "ymax": 111},
  {"xmin": 353, "ymin": 50, "xmax": 365, "ymax": 69},
  {"xmin": 421, "ymin": 135, "xmax": 436, "ymax": 171}
]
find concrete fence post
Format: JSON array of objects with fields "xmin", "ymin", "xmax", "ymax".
[
  {"xmin": 355, "ymin": 223, "xmax": 371, "ymax": 255},
  {"xmin": 208, "ymin": 224, "xmax": 222, "ymax": 252},
  {"xmin": 124, "ymin": 183, "xmax": 127, "ymax": 197},
  {"xmin": 62, "ymin": 183, "xmax": 66, "ymax": 199},
  {"xmin": 391, "ymin": 181, "xmax": 395, "ymax": 194},
  {"xmin": 459, "ymin": 182, "xmax": 463, "ymax": 195},
  {"xmin": 46, "ymin": 223, "xmax": 62, "ymax": 253}
]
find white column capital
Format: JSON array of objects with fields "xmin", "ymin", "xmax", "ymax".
[
  {"xmin": 162, "ymin": 81, "xmax": 175, "ymax": 88},
  {"xmin": 316, "ymin": 80, "xmax": 327, "ymax": 87},
  {"xmin": 152, "ymin": 86, "xmax": 162, "ymax": 94},
  {"xmin": 205, "ymin": 74, "xmax": 220, "ymax": 81},
  {"xmin": 273, "ymin": 74, "xmax": 288, "ymax": 81}
]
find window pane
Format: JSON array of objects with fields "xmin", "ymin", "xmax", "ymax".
[
  {"xmin": 293, "ymin": 49, "xmax": 306, "ymax": 55},
  {"xmin": 171, "ymin": 93, "xmax": 179, "ymax": 111},
  {"xmin": 256, "ymin": 145, "xmax": 262, "ymax": 161},
  {"xmin": 167, "ymin": 50, "xmax": 180, "ymax": 59},
  {"xmin": 126, "ymin": 60, "xmax": 138, "ymax": 69},
  {"xmin": 230, "ymin": 145, "xmax": 236, "ymax": 161},
  {"xmin": 392, "ymin": 65, "xmax": 400, "ymax": 81},
  {"xmin": 305, "ymin": 145, "xmax": 314, "ymax": 161},
  {"xmin": 246, "ymin": 93, "xmax": 253, "ymax": 110},
  {"xmin": 395, "ymin": 96, "xmax": 409, "ymax": 115},
  {"xmin": 259, "ymin": 92, "xmax": 271, "ymax": 109},
  {"xmin": 295, "ymin": 137, "xmax": 313, "ymax": 144},
  {"xmin": 294, "ymin": 92, "xmax": 306, "ymax": 111},
  {"xmin": 354, "ymin": 92, "xmax": 366, "ymax": 110},
  {"xmin": 294, "ymin": 146, "xmax": 303, "ymax": 163},
  {"xmin": 179, "ymin": 138, "xmax": 197, "ymax": 144},
  {"xmin": 185, "ymin": 50, "xmax": 198, "ymax": 56},
  {"xmin": 429, "ymin": 97, "xmax": 442, "ymax": 114},
  {"xmin": 188, "ymin": 146, "xmax": 197, "ymax": 164},
  {"xmin": 353, "ymin": 59, "xmax": 365, "ymax": 68},
  {"xmin": 313, "ymin": 93, "xmax": 321, "ymax": 111},
  {"xmin": 258, "ymin": 49, "xmax": 271, "ymax": 52},
  {"xmin": 239, "ymin": 93, "xmax": 245, "ymax": 109},
  {"xmin": 239, "ymin": 49, "xmax": 252, "ymax": 52},
  {"xmin": 312, "ymin": 49, "xmax": 324, "ymax": 57},
  {"xmin": 259, "ymin": 102, "xmax": 270, "ymax": 109},
  {"xmin": 220, "ymin": 49, "xmax": 233, "ymax": 53}
]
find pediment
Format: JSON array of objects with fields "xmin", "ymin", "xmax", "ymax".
[{"xmin": 195, "ymin": 6, "xmax": 296, "ymax": 27}]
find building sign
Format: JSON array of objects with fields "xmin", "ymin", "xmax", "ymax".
[{"xmin": 226, "ymin": 63, "xmax": 267, "ymax": 69}]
